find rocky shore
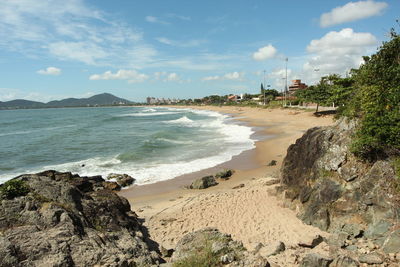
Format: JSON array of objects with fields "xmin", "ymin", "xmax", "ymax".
[{"xmin": 1, "ymin": 109, "xmax": 399, "ymax": 266}]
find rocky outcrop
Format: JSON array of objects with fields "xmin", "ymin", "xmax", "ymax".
[
  {"xmin": 107, "ymin": 173, "xmax": 136, "ymax": 188},
  {"xmin": 280, "ymin": 118, "xmax": 400, "ymax": 261},
  {"xmin": 0, "ymin": 170, "xmax": 160, "ymax": 266},
  {"xmin": 171, "ymin": 228, "xmax": 270, "ymax": 266},
  {"xmin": 189, "ymin": 175, "xmax": 218, "ymax": 189}
]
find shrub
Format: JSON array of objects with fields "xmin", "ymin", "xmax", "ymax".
[{"xmin": 0, "ymin": 179, "xmax": 30, "ymax": 199}]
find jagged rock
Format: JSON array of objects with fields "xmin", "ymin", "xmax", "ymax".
[
  {"xmin": 331, "ymin": 255, "xmax": 359, "ymax": 267},
  {"xmin": 215, "ymin": 169, "xmax": 234, "ymax": 180},
  {"xmin": 107, "ymin": 173, "xmax": 135, "ymax": 187},
  {"xmin": 189, "ymin": 176, "xmax": 218, "ymax": 189},
  {"xmin": 300, "ymin": 253, "xmax": 333, "ymax": 267},
  {"xmin": 258, "ymin": 241, "xmax": 285, "ymax": 257},
  {"xmin": 0, "ymin": 170, "xmax": 160, "ymax": 266},
  {"xmin": 382, "ymin": 230, "xmax": 400, "ymax": 253},
  {"xmin": 298, "ymin": 235, "xmax": 324, "ymax": 248},
  {"xmin": 102, "ymin": 181, "xmax": 121, "ymax": 191},
  {"xmin": 327, "ymin": 232, "xmax": 348, "ymax": 248},
  {"xmin": 171, "ymin": 228, "xmax": 269, "ymax": 266},
  {"xmin": 364, "ymin": 221, "xmax": 392, "ymax": 239},
  {"xmin": 160, "ymin": 246, "xmax": 174, "ymax": 258},
  {"xmin": 232, "ymin": 183, "xmax": 245, "ymax": 189},
  {"xmin": 358, "ymin": 252, "xmax": 383, "ymax": 264},
  {"xmin": 263, "ymin": 178, "xmax": 280, "ymax": 186},
  {"xmin": 280, "ymin": 118, "xmax": 399, "ymax": 243},
  {"xmin": 267, "ymin": 160, "xmax": 277, "ymax": 166}
]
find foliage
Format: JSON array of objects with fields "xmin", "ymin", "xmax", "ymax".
[
  {"xmin": 173, "ymin": 243, "xmax": 221, "ymax": 267},
  {"xmin": 349, "ymin": 32, "xmax": 400, "ymax": 159},
  {"xmin": 0, "ymin": 179, "xmax": 30, "ymax": 199},
  {"xmin": 296, "ymin": 77, "xmax": 334, "ymax": 112}
]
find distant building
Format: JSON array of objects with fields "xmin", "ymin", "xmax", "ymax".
[
  {"xmin": 288, "ymin": 79, "xmax": 307, "ymax": 95},
  {"xmin": 227, "ymin": 94, "xmax": 243, "ymax": 102}
]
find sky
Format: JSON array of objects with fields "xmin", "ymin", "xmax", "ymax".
[{"xmin": 0, "ymin": 0, "xmax": 398, "ymax": 102}]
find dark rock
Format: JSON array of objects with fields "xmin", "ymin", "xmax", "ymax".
[
  {"xmin": 160, "ymin": 246, "xmax": 174, "ymax": 257},
  {"xmin": 299, "ymin": 186, "xmax": 313, "ymax": 203},
  {"xmin": 267, "ymin": 160, "xmax": 277, "ymax": 166},
  {"xmin": 0, "ymin": 171, "xmax": 160, "ymax": 267},
  {"xmin": 358, "ymin": 252, "xmax": 383, "ymax": 264},
  {"xmin": 232, "ymin": 183, "xmax": 245, "ymax": 189},
  {"xmin": 107, "ymin": 173, "xmax": 135, "ymax": 187},
  {"xmin": 263, "ymin": 179, "xmax": 280, "ymax": 186},
  {"xmin": 382, "ymin": 229, "xmax": 400, "ymax": 253},
  {"xmin": 298, "ymin": 235, "xmax": 324, "ymax": 248},
  {"xmin": 189, "ymin": 176, "xmax": 218, "ymax": 189},
  {"xmin": 102, "ymin": 181, "xmax": 121, "ymax": 191},
  {"xmin": 327, "ymin": 232, "xmax": 348, "ymax": 248},
  {"xmin": 215, "ymin": 169, "xmax": 234, "ymax": 180},
  {"xmin": 364, "ymin": 221, "xmax": 392, "ymax": 239},
  {"xmin": 331, "ymin": 255, "xmax": 359, "ymax": 267},
  {"xmin": 300, "ymin": 253, "xmax": 333, "ymax": 267}
]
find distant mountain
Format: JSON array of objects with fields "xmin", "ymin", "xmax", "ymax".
[
  {"xmin": 0, "ymin": 93, "xmax": 133, "ymax": 109},
  {"xmin": 0, "ymin": 99, "xmax": 46, "ymax": 109}
]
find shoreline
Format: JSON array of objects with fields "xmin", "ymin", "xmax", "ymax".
[
  {"xmin": 117, "ymin": 106, "xmax": 336, "ymax": 266},
  {"xmin": 119, "ymin": 106, "xmax": 334, "ymax": 200}
]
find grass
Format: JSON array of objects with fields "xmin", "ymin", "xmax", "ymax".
[
  {"xmin": 0, "ymin": 179, "xmax": 30, "ymax": 199},
  {"xmin": 173, "ymin": 242, "xmax": 221, "ymax": 267}
]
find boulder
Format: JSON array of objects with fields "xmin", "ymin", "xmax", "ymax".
[
  {"xmin": 331, "ymin": 255, "xmax": 359, "ymax": 267},
  {"xmin": 382, "ymin": 230, "xmax": 400, "ymax": 253},
  {"xmin": 189, "ymin": 176, "xmax": 218, "ymax": 189},
  {"xmin": 107, "ymin": 173, "xmax": 135, "ymax": 187},
  {"xmin": 171, "ymin": 228, "xmax": 269, "ymax": 266},
  {"xmin": 258, "ymin": 241, "xmax": 285, "ymax": 257},
  {"xmin": 215, "ymin": 169, "xmax": 234, "ymax": 180},
  {"xmin": 300, "ymin": 253, "xmax": 333, "ymax": 267},
  {"xmin": 0, "ymin": 170, "xmax": 160, "ymax": 266},
  {"xmin": 298, "ymin": 235, "xmax": 324, "ymax": 248},
  {"xmin": 267, "ymin": 160, "xmax": 277, "ymax": 166},
  {"xmin": 358, "ymin": 252, "xmax": 383, "ymax": 264}
]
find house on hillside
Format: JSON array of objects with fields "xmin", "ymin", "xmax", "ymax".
[{"xmin": 227, "ymin": 94, "xmax": 243, "ymax": 102}]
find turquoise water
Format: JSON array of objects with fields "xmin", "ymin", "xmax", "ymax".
[{"xmin": 0, "ymin": 107, "xmax": 255, "ymax": 185}]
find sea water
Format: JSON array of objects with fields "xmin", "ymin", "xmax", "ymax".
[{"xmin": 0, "ymin": 106, "xmax": 255, "ymax": 185}]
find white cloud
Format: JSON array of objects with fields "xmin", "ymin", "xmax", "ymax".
[
  {"xmin": 145, "ymin": 16, "xmax": 169, "ymax": 25},
  {"xmin": 302, "ymin": 28, "xmax": 377, "ymax": 83},
  {"xmin": 156, "ymin": 37, "xmax": 206, "ymax": 47},
  {"xmin": 0, "ymin": 1, "xmax": 154, "ymax": 67},
  {"xmin": 89, "ymin": 70, "xmax": 149, "ymax": 83},
  {"xmin": 37, "ymin": 66, "xmax": 61, "ymax": 75},
  {"xmin": 202, "ymin": 72, "xmax": 244, "ymax": 81},
  {"xmin": 166, "ymin": 73, "xmax": 180, "ymax": 82},
  {"xmin": 269, "ymin": 68, "xmax": 293, "ymax": 89},
  {"xmin": 166, "ymin": 13, "xmax": 191, "ymax": 21},
  {"xmin": 320, "ymin": 1, "xmax": 388, "ymax": 27},
  {"xmin": 252, "ymin": 44, "xmax": 277, "ymax": 61}
]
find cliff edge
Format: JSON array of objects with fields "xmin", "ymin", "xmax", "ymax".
[
  {"xmin": 280, "ymin": 118, "xmax": 400, "ymax": 261},
  {"xmin": 0, "ymin": 171, "xmax": 160, "ymax": 266}
]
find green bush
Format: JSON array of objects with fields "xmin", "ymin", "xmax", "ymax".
[
  {"xmin": 0, "ymin": 179, "xmax": 30, "ymax": 199},
  {"xmin": 173, "ymin": 243, "xmax": 221, "ymax": 267}
]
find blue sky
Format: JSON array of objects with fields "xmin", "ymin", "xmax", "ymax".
[{"xmin": 0, "ymin": 0, "xmax": 398, "ymax": 102}]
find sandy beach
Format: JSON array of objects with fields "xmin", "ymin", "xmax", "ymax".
[{"xmin": 119, "ymin": 106, "xmax": 335, "ymax": 265}]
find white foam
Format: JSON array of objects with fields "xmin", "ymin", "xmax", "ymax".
[
  {"xmin": 118, "ymin": 111, "xmax": 180, "ymax": 117},
  {"xmin": 164, "ymin": 116, "xmax": 194, "ymax": 126},
  {"xmin": 0, "ymin": 125, "xmax": 76, "ymax": 137},
  {"xmin": 0, "ymin": 107, "xmax": 256, "ymax": 186}
]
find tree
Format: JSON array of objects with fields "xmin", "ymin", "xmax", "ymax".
[
  {"xmin": 349, "ymin": 31, "xmax": 400, "ymax": 159},
  {"xmin": 296, "ymin": 77, "xmax": 333, "ymax": 112}
]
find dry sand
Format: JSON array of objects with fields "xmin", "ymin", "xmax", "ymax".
[{"xmin": 119, "ymin": 106, "xmax": 335, "ymax": 265}]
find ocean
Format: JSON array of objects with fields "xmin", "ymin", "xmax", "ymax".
[{"xmin": 0, "ymin": 106, "xmax": 255, "ymax": 185}]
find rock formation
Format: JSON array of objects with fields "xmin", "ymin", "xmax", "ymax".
[
  {"xmin": 280, "ymin": 118, "xmax": 400, "ymax": 263},
  {"xmin": 0, "ymin": 170, "xmax": 160, "ymax": 266}
]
